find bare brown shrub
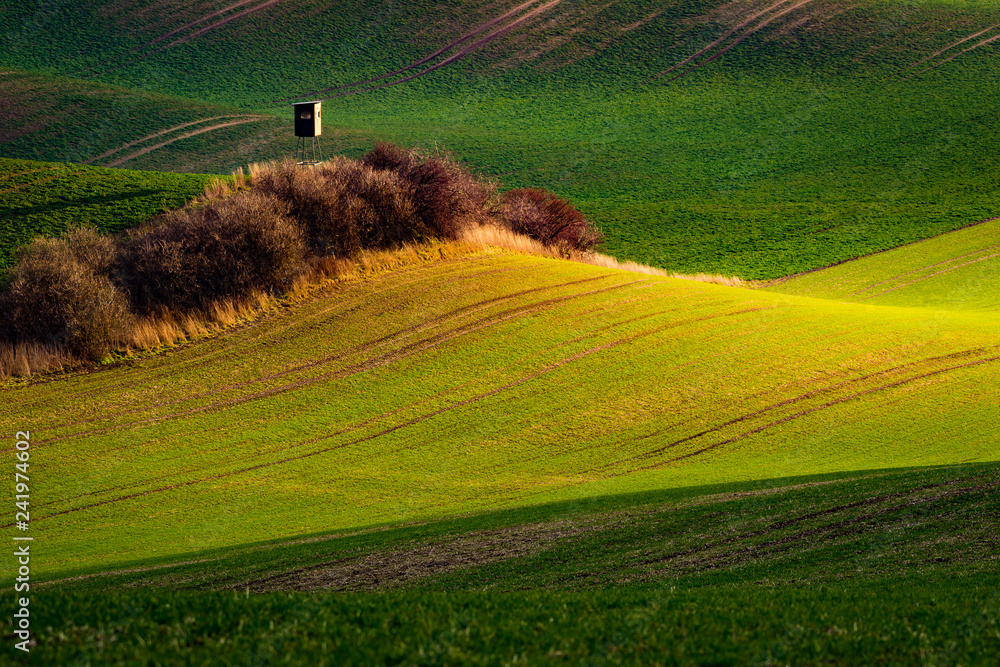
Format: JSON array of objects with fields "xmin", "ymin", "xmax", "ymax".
[
  {"xmin": 253, "ymin": 157, "xmax": 427, "ymax": 255},
  {"xmin": 0, "ymin": 234, "xmax": 133, "ymax": 361},
  {"xmin": 122, "ymin": 191, "xmax": 306, "ymax": 314},
  {"xmin": 360, "ymin": 143, "xmax": 495, "ymax": 238},
  {"xmin": 500, "ymin": 188, "xmax": 603, "ymax": 252}
]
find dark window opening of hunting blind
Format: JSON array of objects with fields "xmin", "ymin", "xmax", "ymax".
[{"xmin": 293, "ymin": 101, "xmax": 322, "ymax": 137}]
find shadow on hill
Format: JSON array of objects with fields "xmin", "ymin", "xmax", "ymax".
[{"xmin": 45, "ymin": 460, "xmax": 1000, "ymax": 592}]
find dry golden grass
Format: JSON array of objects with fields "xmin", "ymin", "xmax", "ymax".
[
  {"xmin": 459, "ymin": 224, "xmax": 748, "ymax": 287},
  {"xmin": 0, "ymin": 341, "xmax": 74, "ymax": 379}
]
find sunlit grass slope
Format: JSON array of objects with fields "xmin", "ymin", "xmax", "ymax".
[
  {"xmin": 5, "ymin": 249, "xmax": 998, "ymax": 579},
  {"xmin": 767, "ymin": 216, "xmax": 1000, "ymax": 311},
  {"xmin": 0, "ymin": 157, "xmax": 217, "ymax": 269}
]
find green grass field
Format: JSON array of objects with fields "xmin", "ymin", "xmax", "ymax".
[
  {"xmin": 6, "ymin": 1, "xmax": 1000, "ymax": 277},
  {"xmin": 4, "ymin": 0, "xmax": 1000, "ymax": 662},
  {"xmin": 0, "ymin": 157, "xmax": 215, "ymax": 269}
]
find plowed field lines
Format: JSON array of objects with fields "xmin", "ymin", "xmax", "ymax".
[
  {"xmin": 615, "ymin": 350, "xmax": 1000, "ymax": 474},
  {"xmin": 79, "ymin": 0, "xmax": 284, "ymax": 79},
  {"xmin": 40, "ymin": 278, "xmax": 643, "ymax": 445},
  {"xmin": 284, "ymin": 0, "xmax": 560, "ymax": 103}
]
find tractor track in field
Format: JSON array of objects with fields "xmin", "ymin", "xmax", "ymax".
[
  {"xmin": 768, "ymin": 215, "xmax": 1000, "ymax": 289},
  {"xmin": 850, "ymin": 244, "xmax": 1000, "ymax": 296},
  {"xmin": 624, "ymin": 351, "xmax": 1000, "ymax": 474},
  {"xmin": 0, "ymin": 257, "xmax": 516, "ymax": 417},
  {"xmin": 905, "ymin": 23, "xmax": 1000, "ymax": 72},
  {"xmin": 79, "ymin": 0, "xmax": 285, "ymax": 79},
  {"xmin": 43, "ymin": 273, "xmax": 616, "ymax": 432},
  {"xmin": 650, "ymin": 0, "xmax": 816, "ymax": 83},
  {"xmin": 667, "ymin": 0, "xmax": 817, "ymax": 82},
  {"xmin": 104, "ymin": 118, "xmax": 268, "ymax": 167},
  {"xmin": 858, "ymin": 251, "xmax": 1000, "ymax": 299},
  {"xmin": 283, "ymin": 0, "xmax": 561, "ymax": 103},
  {"xmin": 29, "ymin": 306, "xmax": 766, "ymax": 525},
  {"xmin": 635, "ymin": 479, "xmax": 995, "ymax": 575},
  {"xmin": 905, "ymin": 24, "xmax": 1000, "ymax": 79},
  {"xmin": 39, "ymin": 278, "xmax": 644, "ymax": 445},
  {"xmin": 83, "ymin": 116, "xmax": 256, "ymax": 165},
  {"xmin": 28, "ymin": 305, "xmax": 774, "ymax": 524},
  {"xmin": 53, "ymin": 302, "xmax": 702, "ymax": 506},
  {"xmin": 585, "ymin": 346, "xmax": 996, "ymax": 475},
  {"xmin": 19, "ymin": 258, "xmax": 505, "ymax": 406},
  {"xmin": 285, "ymin": 0, "xmax": 545, "ymax": 101}
]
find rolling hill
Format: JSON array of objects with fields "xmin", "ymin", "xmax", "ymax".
[
  {"xmin": 6, "ymin": 0, "xmax": 1000, "ymax": 277},
  {"xmin": 2, "ymin": 242, "xmax": 998, "ymax": 662},
  {"xmin": 4, "ymin": 0, "xmax": 1000, "ymax": 663}
]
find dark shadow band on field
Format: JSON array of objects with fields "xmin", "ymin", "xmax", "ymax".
[{"xmin": 39, "ymin": 460, "xmax": 1000, "ymax": 591}]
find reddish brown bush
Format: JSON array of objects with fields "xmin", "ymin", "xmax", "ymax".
[
  {"xmin": 361, "ymin": 144, "xmax": 493, "ymax": 238},
  {"xmin": 122, "ymin": 192, "xmax": 306, "ymax": 314},
  {"xmin": 0, "ymin": 234, "xmax": 133, "ymax": 360},
  {"xmin": 499, "ymin": 188, "xmax": 603, "ymax": 252}
]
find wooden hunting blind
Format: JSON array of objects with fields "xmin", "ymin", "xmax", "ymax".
[
  {"xmin": 293, "ymin": 101, "xmax": 323, "ymax": 165},
  {"xmin": 294, "ymin": 101, "xmax": 322, "ymax": 137}
]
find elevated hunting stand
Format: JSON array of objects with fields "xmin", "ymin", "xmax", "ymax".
[{"xmin": 293, "ymin": 101, "xmax": 323, "ymax": 165}]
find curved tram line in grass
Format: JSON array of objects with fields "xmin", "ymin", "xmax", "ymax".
[
  {"xmin": 0, "ymin": 257, "xmax": 529, "ymax": 416},
  {"xmin": 103, "ymin": 117, "xmax": 269, "ymax": 167},
  {"xmin": 53, "ymin": 302, "xmax": 700, "ymax": 506},
  {"xmin": 26, "ymin": 308, "xmax": 770, "ymax": 524},
  {"xmin": 666, "ymin": 0, "xmax": 817, "ymax": 82},
  {"xmin": 853, "ymin": 247, "xmax": 1000, "ymax": 299},
  {"xmin": 596, "ymin": 350, "xmax": 1000, "ymax": 476},
  {"xmin": 82, "ymin": 116, "xmax": 255, "ymax": 165},
  {"xmin": 634, "ymin": 479, "xmax": 981, "ymax": 570},
  {"xmin": 904, "ymin": 23, "xmax": 1000, "ymax": 79},
  {"xmin": 279, "ymin": 0, "xmax": 546, "ymax": 102},
  {"xmin": 282, "ymin": 0, "xmax": 561, "ymax": 103},
  {"xmin": 38, "ymin": 277, "xmax": 644, "ymax": 444},
  {"xmin": 41, "ymin": 274, "xmax": 616, "ymax": 433},
  {"xmin": 584, "ymin": 347, "xmax": 994, "ymax": 475},
  {"xmin": 78, "ymin": 0, "xmax": 285, "ymax": 79},
  {"xmin": 649, "ymin": 0, "xmax": 816, "ymax": 82}
]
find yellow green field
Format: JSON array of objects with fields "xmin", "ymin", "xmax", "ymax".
[{"xmin": 5, "ymin": 242, "xmax": 997, "ymax": 580}]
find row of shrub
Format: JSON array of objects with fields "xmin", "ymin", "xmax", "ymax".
[{"xmin": 0, "ymin": 143, "xmax": 603, "ymax": 369}]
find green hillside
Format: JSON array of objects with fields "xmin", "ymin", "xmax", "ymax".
[
  {"xmin": 3, "ymin": 246, "xmax": 998, "ymax": 662},
  {"xmin": 5, "ymin": 249, "xmax": 997, "ymax": 578},
  {"xmin": 0, "ymin": 157, "xmax": 218, "ymax": 269},
  {"xmin": 767, "ymin": 216, "xmax": 1000, "ymax": 310},
  {"xmin": 5, "ymin": 1, "xmax": 1000, "ymax": 277}
]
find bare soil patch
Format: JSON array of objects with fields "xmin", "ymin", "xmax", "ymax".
[{"xmin": 248, "ymin": 520, "xmax": 591, "ymax": 592}]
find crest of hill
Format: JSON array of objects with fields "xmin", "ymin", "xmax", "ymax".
[{"xmin": 767, "ymin": 216, "xmax": 1000, "ymax": 311}]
